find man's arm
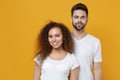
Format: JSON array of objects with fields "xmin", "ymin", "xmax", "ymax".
[{"xmin": 94, "ymin": 62, "xmax": 102, "ymax": 80}]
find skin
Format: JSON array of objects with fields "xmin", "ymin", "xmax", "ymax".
[
  {"xmin": 48, "ymin": 27, "xmax": 63, "ymax": 50},
  {"xmin": 71, "ymin": 10, "xmax": 88, "ymax": 32},
  {"xmin": 71, "ymin": 9, "xmax": 102, "ymax": 80},
  {"xmin": 33, "ymin": 63, "xmax": 41, "ymax": 80},
  {"xmin": 33, "ymin": 27, "xmax": 79, "ymax": 80}
]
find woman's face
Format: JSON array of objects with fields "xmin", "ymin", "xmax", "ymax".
[{"xmin": 48, "ymin": 27, "xmax": 63, "ymax": 49}]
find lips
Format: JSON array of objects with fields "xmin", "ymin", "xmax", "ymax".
[{"xmin": 51, "ymin": 42, "xmax": 58, "ymax": 46}]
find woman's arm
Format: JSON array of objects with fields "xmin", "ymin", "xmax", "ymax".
[
  {"xmin": 33, "ymin": 63, "xmax": 41, "ymax": 80},
  {"xmin": 69, "ymin": 67, "xmax": 79, "ymax": 80}
]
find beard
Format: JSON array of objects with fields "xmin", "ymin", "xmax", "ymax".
[{"xmin": 72, "ymin": 22, "xmax": 87, "ymax": 31}]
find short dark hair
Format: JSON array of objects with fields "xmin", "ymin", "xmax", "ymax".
[{"xmin": 71, "ymin": 3, "xmax": 88, "ymax": 16}]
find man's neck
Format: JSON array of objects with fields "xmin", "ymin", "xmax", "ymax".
[{"xmin": 72, "ymin": 29, "xmax": 87, "ymax": 40}]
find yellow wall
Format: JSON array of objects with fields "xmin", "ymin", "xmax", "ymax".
[{"xmin": 0, "ymin": 0, "xmax": 120, "ymax": 80}]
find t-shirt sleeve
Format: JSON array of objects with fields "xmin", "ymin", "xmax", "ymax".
[
  {"xmin": 71, "ymin": 54, "xmax": 79, "ymax": 70},
  {"xmin": 94, "ymin": 40, "xmax": 102, "ymax": 62},
  {"xmin": 34, "ymin": 54, "xmax": 41, "ymax": 66}
]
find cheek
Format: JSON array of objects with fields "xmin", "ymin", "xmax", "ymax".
[
  {"xmin": 71, "ymin": 18, "xmax": 74, "ymax": 22},
  {"xmin": 72, "ymin": 18, "xmax": 75, "ymax": 22},
  {"xmin": 58, "ymin": 37, "xmax": 63, "ymax": 43},
  {"xmin": 83, "ymin": 19, "xmax": 87, "ymax": 23},
  {"xmin": 73, "ymin": 19, "xmax": 78, "ymax": 23},
  {"xmin": 83, "ymin": 20, "xmax": 86, "ymax": 22}
]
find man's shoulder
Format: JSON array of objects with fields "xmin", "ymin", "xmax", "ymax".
[
  {"xmin": 86, "ymin": 34, "xmax": 101, "ymax": 48},
  {"xmin": 87, "ymin": 34, "xmax": 100, "ymax": 42}
]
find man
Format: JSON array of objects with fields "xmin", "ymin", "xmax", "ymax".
[{"xmin": 71, "ymin": 3, "xmax": 102, "ymax": 80}]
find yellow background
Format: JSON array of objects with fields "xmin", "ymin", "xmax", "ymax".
[{"xmin": 0, "ymin": 0, "xmax": 120, "ymax": 80}]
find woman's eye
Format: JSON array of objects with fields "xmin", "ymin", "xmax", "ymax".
[
  {"xmin": 48, "ymin": 35, "xmax": 52, "ymax": 38},
  {"xmin": 56, "ymin": 34, "xmax": 60, "ymax": 37}
]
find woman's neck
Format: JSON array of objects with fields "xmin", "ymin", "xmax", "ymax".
[
  {"xmin": 51, "ymin": 48, "xmax": 66, "ymax": 54},
  {"xmin": 49, "ymin": 48, "xmax": 67, "ymax": 60}
]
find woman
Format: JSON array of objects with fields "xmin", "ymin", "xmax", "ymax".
[{"xmin": 33, "ymin": 21, "xmax": 79, "ymax": 80}]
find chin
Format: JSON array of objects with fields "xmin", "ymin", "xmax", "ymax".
[
  {"xmin": 52, "ymin": 46, "xmax": 62, "ymax": 49},
  {"xmin": 51, "ymin": 45, "xmax": 58, "ymax": 48}
]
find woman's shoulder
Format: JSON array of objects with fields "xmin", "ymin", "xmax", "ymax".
[
  {"xmin": 34, "ymin": 54, "xmax": 42, "ymax": 66},
  {"xmin": 67, "ymin": 52, "xmax": 76, "ymax": 59}
]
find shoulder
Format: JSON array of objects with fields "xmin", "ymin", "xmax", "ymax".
[
  {"xmin": 68, "ymin": 53, "xmax": 75, "ymax": 57},
  {"xmin": 67, "ymin": 53, "xmax": 77, "ymax": 60},
  {"xmin": 87, "ymin": 34, "xmax": 100, "ymax": 41},
  {"xmin": 34, "ymin": 54, "xmax": 42, "ymax": 66},
  {"xmin": 68, "ymin": 53, "xmax": 79, "ymax": 69},
  {"xmin": 86, "ymin": 34, "xmax": 101, "ymax": 44}
]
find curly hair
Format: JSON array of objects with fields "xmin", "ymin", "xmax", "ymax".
[{"xmin": 35, "ymin": 21, "xmax": 74, "ymax": 62}]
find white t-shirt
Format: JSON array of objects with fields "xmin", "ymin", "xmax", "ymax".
[
  {"xmin": 73, "ymin": 34, "xmax": 102, "ymax": 80},
  {"xmin": 34, "ymin": 53, "xmax": 79, "ymax": 80}
]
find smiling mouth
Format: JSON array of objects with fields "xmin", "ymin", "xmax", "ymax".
[{"xmin": 52, "ymin": 42, "xmax": 58, "ymax": 46}]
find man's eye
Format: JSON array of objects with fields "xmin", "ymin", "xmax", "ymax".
[{"xmin": 74, "ymin": 16, "xmax": 79, "ymax": 18}]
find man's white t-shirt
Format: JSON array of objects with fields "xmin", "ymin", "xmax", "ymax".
[
  {"xmin": 34, "ymin": 53, "xmax": 79, "ymax": 80},
  {"xmin": 73, "ymin": 34, "xmax": 102, "ymax": 80}
]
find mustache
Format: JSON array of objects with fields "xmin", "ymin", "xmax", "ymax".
[{"xmin": 75, "ymin": 22, "xmax": 83, "ymax": 25}]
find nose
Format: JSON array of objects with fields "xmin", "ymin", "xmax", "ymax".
[
  {"xmin": 78, "ymin": 18, "xmax": 82, "ymax": 22},
  {"xmin": 52, "ymin": 37, "xmax": 56, "ymax": 42}
]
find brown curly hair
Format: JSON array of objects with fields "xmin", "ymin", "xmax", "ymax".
[{"xmin": 35, "ymin": 21, "xmax": 74, "ymax": 62}]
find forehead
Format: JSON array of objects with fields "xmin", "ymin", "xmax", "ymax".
[
  {"xmin": 73, "ymin": 10, "xmax": 87, "ymax": 16},
  {"xmin": 49, "ymin": 27, "xmax": 62, "ymax": 34}
]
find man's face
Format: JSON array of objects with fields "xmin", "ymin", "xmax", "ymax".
[{"xmin": 71, "ymin": 10, "xmax": 88, "ymax": 31}]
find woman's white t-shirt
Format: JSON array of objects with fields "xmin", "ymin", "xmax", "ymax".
[{"xmin": 34, "ymin": 53, "xmax": 79, "ymax": 80}]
